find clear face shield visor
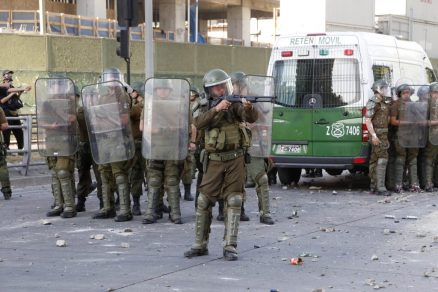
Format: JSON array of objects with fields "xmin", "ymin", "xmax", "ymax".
[
  {"xmin": 378, "ymin": 86, "xmax": 391, "ymax": 98},
  {"xmin": 101, "ymin": 73, "xmax": 124, "ymax": 84},
  {"xmin": 206, "ymin": 79, "xmax": 233, "ymax": 98},
  {"xmin": 48, "ymin": 79, "xmax": 70, "ymax": 95}
]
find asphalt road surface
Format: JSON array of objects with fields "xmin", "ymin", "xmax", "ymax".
[{"xmin": 1, "ymin": 170, "xmax": 438, "ymax": 291}]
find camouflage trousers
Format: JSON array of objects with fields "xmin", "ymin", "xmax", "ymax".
[
  {"xmin": 392, "ymin": 139, "xmax": 419, "ymax": 187},
  {"xmin": 368, "ymin": 133, "xmax": 389, "ymax": 191},
  {"xmin": 146, "ymin": 159, "xmax": 184, "ymax": 221},
  {"xmin": 423, "ymin": 142, "xmax": 438, "ymax": 189},
  {"xmin": 129, "ymin": 140, "xmax": 145, "ymax": 199},
  {"xmin": 76, "ymin": 142, "xmax": 102, "ymax": 200},
  {"xmin": 98, "ymin": 160, "xmax": 132, "ymax": 212},
  {"xmin": 246, "ymin": 157, "xmax": 271, "ymax": 217},
  {"xmin": 181, "ymin": 153, "xmax": 194, "ymax": 185}
]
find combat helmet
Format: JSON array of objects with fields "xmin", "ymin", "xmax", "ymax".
[
  {"xmin": 229, "ymin": 71, "xmax": 246, "ymax": 85},
  {"xmin": 47, "ymin": 75, "xmax": 72, "ymax": 95},
  {"xmin": 203, "ymin": 69, "xmax": 232, "ymax": 97},
  {"xmin": 417, "ymin": 85, "xmax": 430, "ymax": 101},
  {"xmin": 396, "ymin": 83, "xmax": 414, "ymax": 97},
  {"xmin": 430, "ymin": 82, "xmax": 438, "ymax": 93},
  {"xmin": 101, "ymin": 67, "xmax": 124, "ymax": 83},
  {"xmin": 371, "ymin": 79, "xmax": 391, "ymax": 97},
  {"xmin": 154, "ymin": 78, "xmax": 173, "ymax": 90}
]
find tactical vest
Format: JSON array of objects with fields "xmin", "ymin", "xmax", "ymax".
[
  {"xmin": 372, "ymin": 101, "xmax": 389, "ymax": 129},
  {"xmin": 204, "ymin": 114, "xmax": 251, "ymax": 153}
]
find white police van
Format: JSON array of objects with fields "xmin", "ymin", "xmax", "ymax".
[{"xmin": 268, "ymin": 32, "xmax": 437, "ymax": 185}]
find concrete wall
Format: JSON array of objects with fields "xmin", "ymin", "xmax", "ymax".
[{"xmin": 0, "ymin": 33, "xmax": 271, "ymax": 112}]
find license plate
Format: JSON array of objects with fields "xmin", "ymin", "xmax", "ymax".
[{"xmin": 280, "ymin": 145, "xmax": 302, "ymax": 153}]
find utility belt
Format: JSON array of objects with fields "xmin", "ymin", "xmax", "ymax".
[
  {"xmin": 208, "ymin": 149, "xmax": 244, "ymax": 162},
  {"xmin": 374, "ymin": 128, "xmax": 388, "ymax": 134}
]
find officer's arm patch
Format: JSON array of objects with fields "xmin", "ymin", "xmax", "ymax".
[{"xmin": 365, "ymin": 100, "xmax": 376, "ymax": 118}]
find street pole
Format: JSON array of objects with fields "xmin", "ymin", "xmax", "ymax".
[
  {"xmin": 195, "ymin": 0, "xmax": 199, "ymax": 43},
  {"xmin": 145, "ymin": 0, "xmax": 154, "ymax": 79},
  {"xmin": 38, "ymin": 0, "xmax": 46, "ymax": 35},
  {"xmin": 187, "ymin": 0, "xmax": 191, "ymax": 42}
]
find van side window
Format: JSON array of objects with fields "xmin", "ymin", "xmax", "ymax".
[
  {"xmin": 426, "ymin": 68, "xmax": 437, "ymax": 83},
  {"xmin": 273, "ymin": 59, "xmax": 361, "ymax": 108},
  {"xmin": 372, "ymin": 65, "xmax": 392, "ymax": 83}
]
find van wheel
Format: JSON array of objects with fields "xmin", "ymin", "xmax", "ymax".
[
  {"xmin": 325, "ymin": 169, "xmax": 343, "ymax": 176},
  {"xmin": 278, "ymin": 168, "xmax": 302, "ymax": 185}
]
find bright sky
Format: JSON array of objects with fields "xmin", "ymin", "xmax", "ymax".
[{"xmin": 375, "ymin": 0, "xmax": 406, "ymax": 15}]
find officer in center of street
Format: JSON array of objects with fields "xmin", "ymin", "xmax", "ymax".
[{"xmin": 184, "ymin": 69, "xmax": 258, "ymax": 261}]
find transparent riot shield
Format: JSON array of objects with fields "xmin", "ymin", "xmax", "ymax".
[
  {"xmin": 397, "ymin": 84, "xmax": 428, "ymax": 148},
  {"xmin": 238, "ymin": 75, "xmax": 275, "ymax": 157},
  {"xmin": 35, "ymin": 77, "xmax": 78, "ymax": 157},
  {"xmin": 81, "ymin": 81, "xmax": 135, "ymax": 164},
  {"xmin": 142, "ymin": 78, "xmax": 190, "ymax": 160},
  {"xmin": 429, "ymin": 93, "xmax": 438, "ymax": 145}
]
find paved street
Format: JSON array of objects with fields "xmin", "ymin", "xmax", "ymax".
[{"xmin": 1, "ymin": 170, "xmax": 438, "ymax": 291}]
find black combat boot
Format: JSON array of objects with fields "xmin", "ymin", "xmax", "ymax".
[
  {"xmin": 216, "ymin": 200, "xmax": 224, "ymax": 221},
  {"xmin": 132, "ymin": 196, "xmax": 141, "ymax": 216},
  {"xmin": 240, "ymin": 203, "xmax": 250, "ymax": 221},
  {"xmin": 184, "ymin": 184, "xmax": 194, "ymax": 201},
  {"xmin": 75, "ymin": 196, "xmax": 86, "ymax": 212},
  {"xmin": 3, "ymin": 191, "xmax": 12, "ymax": 200}
]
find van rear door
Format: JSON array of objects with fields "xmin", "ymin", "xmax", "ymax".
[
  {"xmin": 271, "ymin": 37, "xmax": 365, "ymax": 165},
  {"xmin": 310, "ymin": 56, "xmax": 363, "ymax": 158}
]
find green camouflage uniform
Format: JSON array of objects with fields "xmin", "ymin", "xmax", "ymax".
[
  {"xmin": 366, "ymin": 94, "xmax": 390, "ymax": 193},
  {"xmin": 40, "ymin": 96, "xmax": 78, "ymax": 218},
  {"xmin": 424, "ymin": 94, "xmax": 438, "ymax": 191},
  {"xmin": 389, "ymin": 99, "xmax": 420, "ymax": 191},
  {"xmin": 246, "ymin": 156, "xmax": 274, "ymax": 224},
  {"xmin": 141, "ymin": 105, "xmax": 184, "ymax": 224},
  {"xmin": 76, "ymin": 106, "xmax": 102, "ymax": 211},
  {"xmin": 129, "ymin": 102, "xmax": 145, "ymax": 215},
  {"xmin": 92, "ymin": 86, "xmax": 134, "ymax": 221}
]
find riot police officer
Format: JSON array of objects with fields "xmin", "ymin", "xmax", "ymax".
[
  {"xmin": 365, "ymin": 80, "xmax": 391, "ymax": 196},
  {"xmin": 231, "ymin": 71, "xmax": 273, "ymax": 224},
  {"xmin": 141, "ymin": 78, "xmax": 186, "ymax": 224},
  {"xmin": 184, "ymin": 69, "xmax": 258, "ymax": 261},
  {"xmin": 75, "ymin": 85, "xmax": 102, "ymax": 212},
  {"xmin": 128, "ymin": 81, "xmax": 145, "ymax": 215},
  {"xmin": 424, "ymin": 82, "xmax": 438, "ymax": 192},
  {"xmin": 389, "ymin": 83, "xmax": 422, "ymax": 193},
  {"xmin": 85, "ymin": 68, "xmax": 135, "ymax": 222},
  {"xmin": 37, "ymin": 77, "xmax": 78, "ymax": 218}
]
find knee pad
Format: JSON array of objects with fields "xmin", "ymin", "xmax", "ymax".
[
  {"xmin": 166, "ymin": 175, "xmax": 179, "ymax": 187},
  {"xmin": 226, "ymin": 193, "xmax": 243, "ymax": 208},
  {"xmin": 197, "ymin": 193, "xmax": 211, "ymax": 210},
  {"xmin": 377, "ymin": 158, "xmax": 388, "ymax": 166},
  {"xmin": 115, "ymin": 175, "xmax": 127, "ymax": 185},
  {"xmin": 256, "ymin": 173, "xmax": 269, "ymax": 186},
  {"xmin": 148, "ymin": 176, "xmax": 162, "ymax": 188},
  {"xmin": 56, "ymin": 169, "xmax": 70, "ymax": 179}
]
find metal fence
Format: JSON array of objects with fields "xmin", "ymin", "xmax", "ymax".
[
  {"xmin": 0, "ymin": 9, "xmax": 265, "ymax": 47},
  {"xmin": 5, "ymin": 115, "xmax": 45, "ymax": 176}
]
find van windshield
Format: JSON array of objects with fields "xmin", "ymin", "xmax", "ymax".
[{"xmin": 273, "ymin": 59, "xmax": 361, "ymax": 108}]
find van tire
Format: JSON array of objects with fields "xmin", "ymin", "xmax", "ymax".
[
  {"xmin": 325, "ymin": 169, "xmax": 344, "ymax": 176},
  {"xmin": 278, "ymin": 168, "xmax": 302, "ymax": 185}
]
